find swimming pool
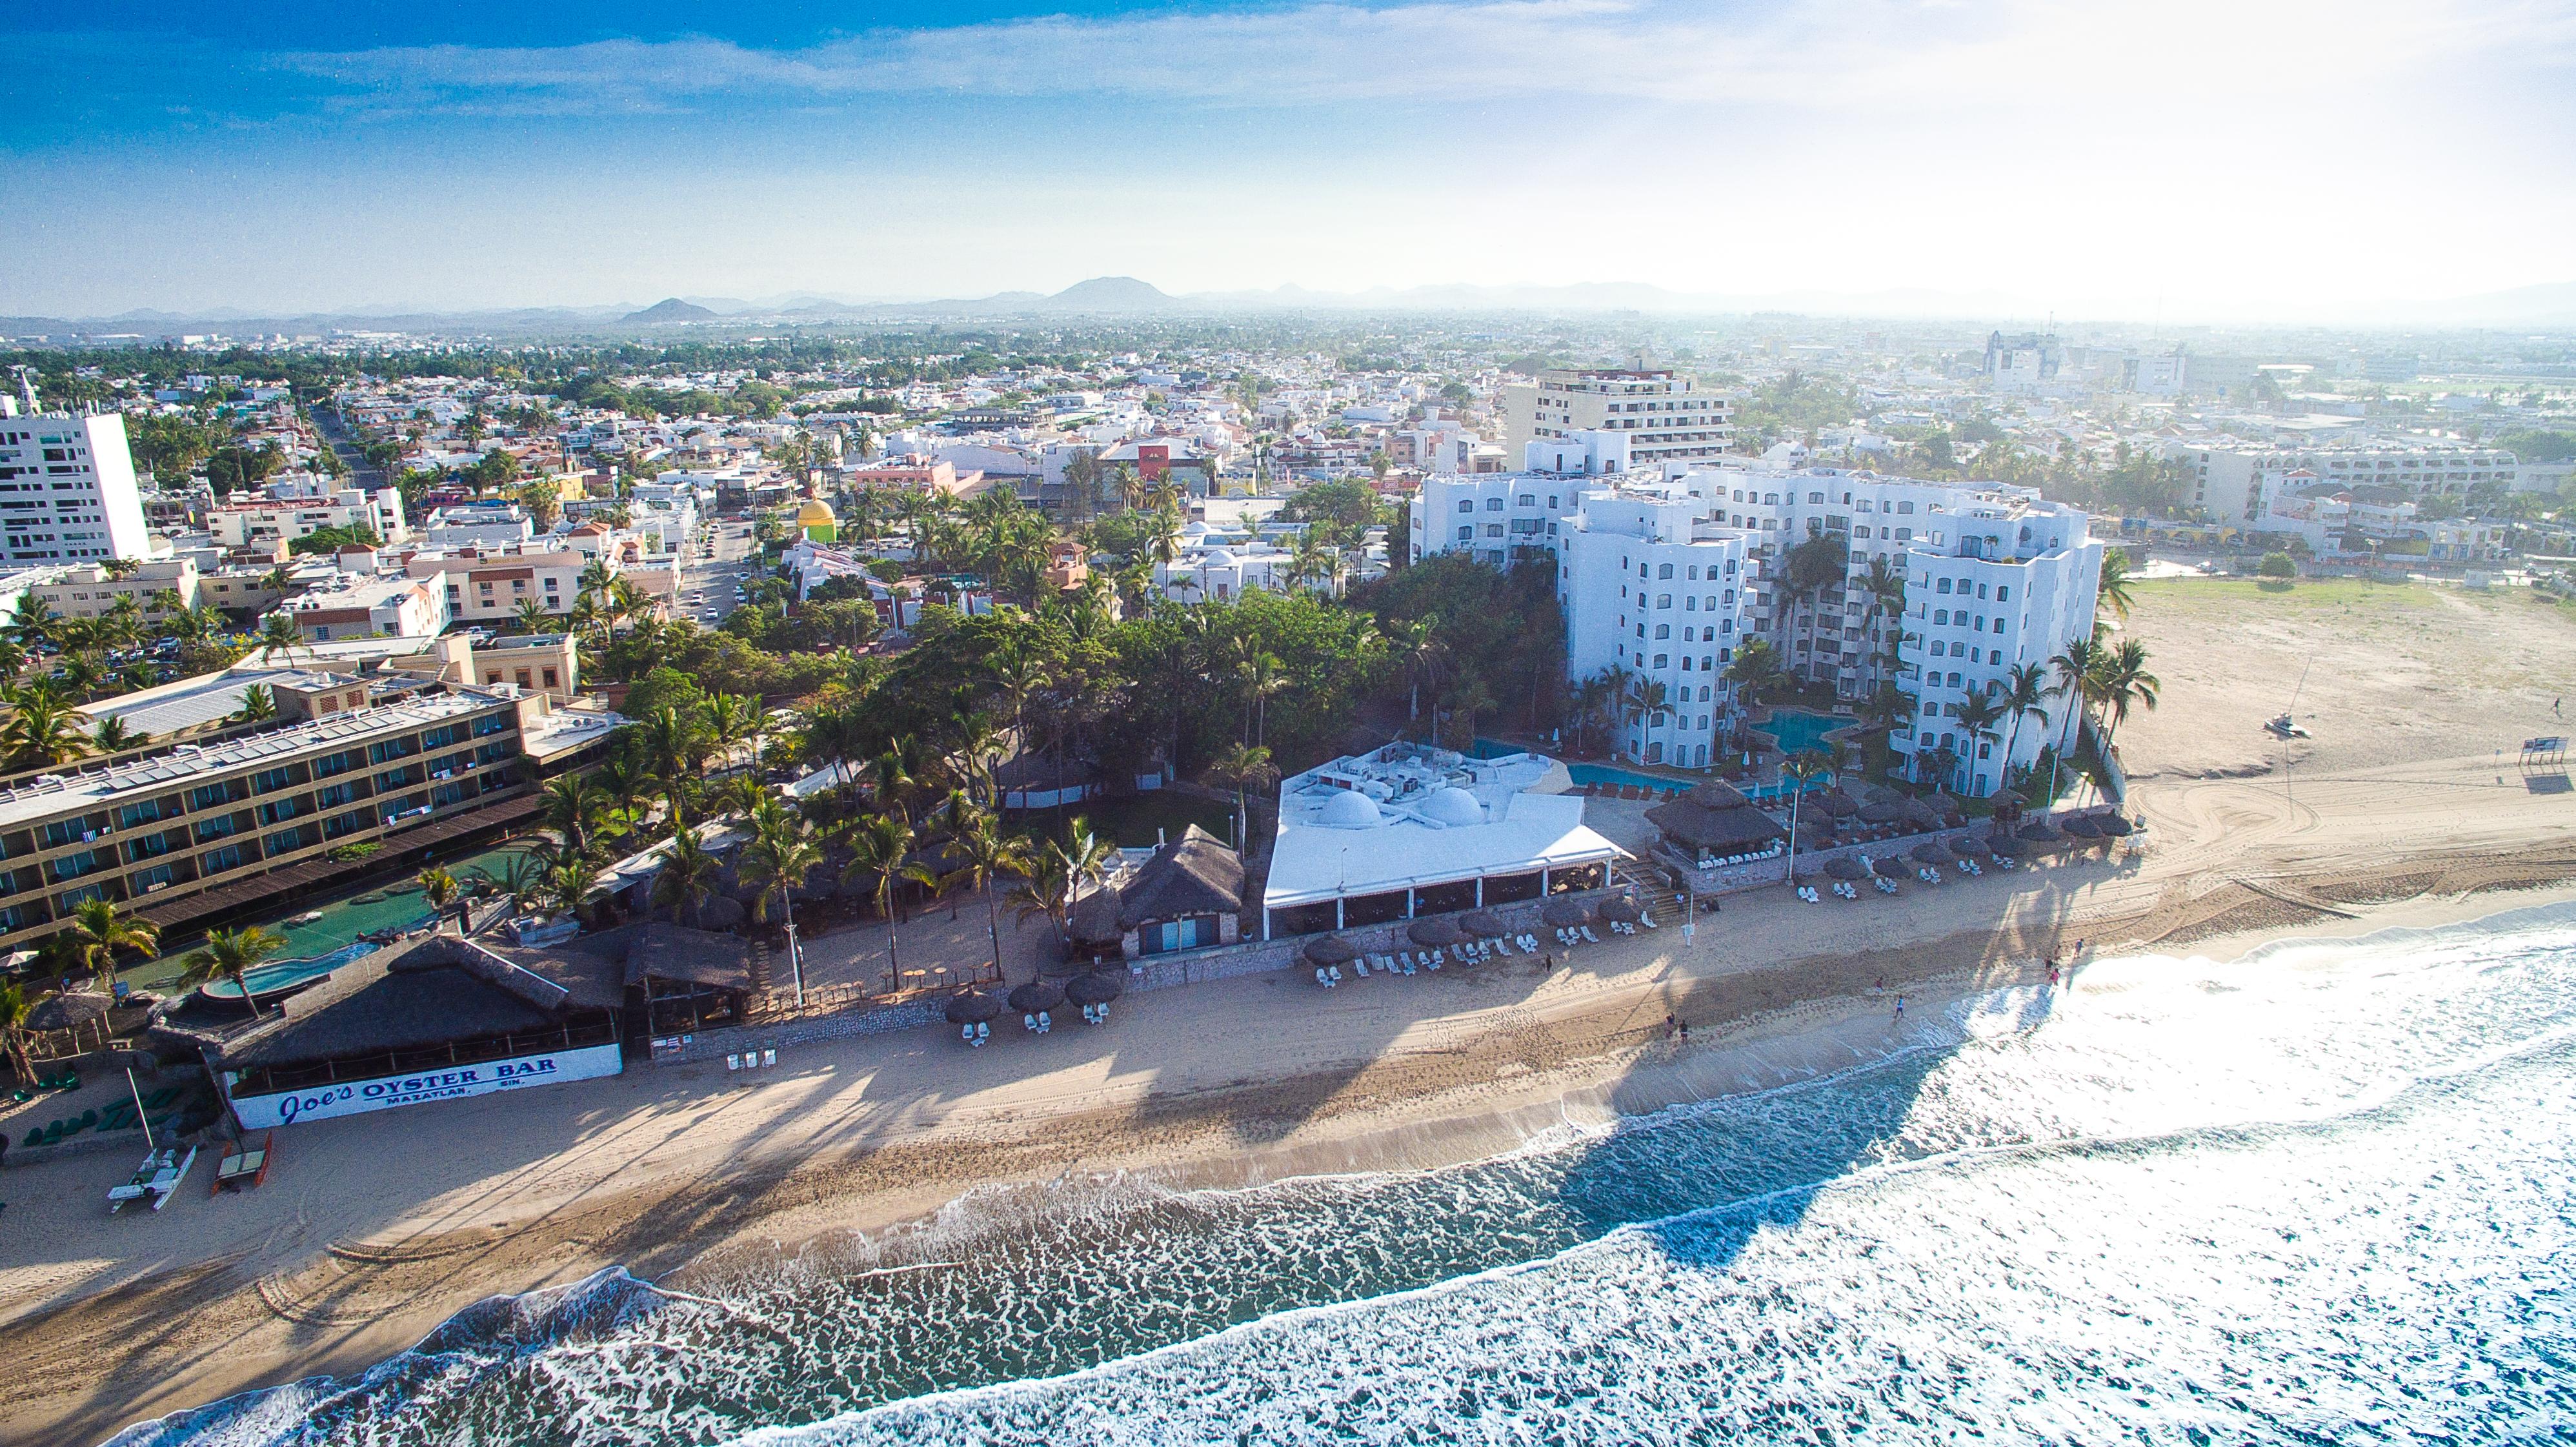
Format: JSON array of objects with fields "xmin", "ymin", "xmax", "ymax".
[
  {"xmin": 1473, "ymin": 741, "xmax": 1824, "ymax": 800},
  {"xmin": 197, "ymin": 939, "xmax": 385, "ymax": 1002},
  {"xmin": 1760, "ymin": 709, "xmax": 1849, "ymax": 756}
]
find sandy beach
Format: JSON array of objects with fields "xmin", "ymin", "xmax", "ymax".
[{"xmin": 5, "ymin": 576, "xmax": 2575, "ymax": 1445}]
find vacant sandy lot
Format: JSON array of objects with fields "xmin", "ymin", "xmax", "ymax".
[{"xmin": 2112, "ymin": 577, "xmax": 2576, "ymax": 780}]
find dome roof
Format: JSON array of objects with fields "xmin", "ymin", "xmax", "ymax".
[
  {"xmin": 796, "ymin": 498, "xmax": 838, "ymax": 525},
  {"xmin": 1316, "ymin": 790, "xmax": 1382, "ymax": 830},
  {"xmin": 1421, "ymin": 786, "xmax": 1485, "ymax": 827}
]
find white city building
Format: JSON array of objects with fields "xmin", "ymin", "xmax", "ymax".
[
  {"xmin": 2174, "ymin": 443, "xmax": 2521, "ymax": 522},
  {"xmin": 0, "ymin": 404, "xmax": 152, "ymax": 565},
  {"xmin": 1416, "ymin": 459, "xmax": 2105, "ymax": 796},
  {"xmin": 1555, "ymin": 487, "xmax": 1753, "ymax": 768},
  {"xmin": 208, "ymin": 489, "xmax": 406, "ymax": 549},
  {"xmin": 1889, "ymin": 501, "xmax": 2103, "ymax": 796},
  {"xmin": 1500, "ymin": 368, "xmax": 1736, "ymax": 471}
]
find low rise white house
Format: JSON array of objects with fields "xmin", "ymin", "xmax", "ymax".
[{"xmin": 1260, "ymin": 744, "xmax": 1623, "ymax": 939}]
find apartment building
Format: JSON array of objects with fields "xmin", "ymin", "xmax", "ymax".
[
  {"xmin": 407, "ymin": 549, "xmax": 589, "ymax": 625},
  {"xmin": 29, "ymin": 559, "xmax": 201, "ymax": 620},
  {"xmin": 2177, "ymin": 443, "xmax": 2521, "ymax": 521},
  {"xmin": 0, "ymin": 407, "xmax": 153, "ymax": 564},
  {"xmin": 1500, "ymin": 369, "xmax": 1735, "ymax": 471},
  {"xmin": 1556, "ymin": 489, "xmax": 1753, "ymax": 768},
  {"xmin": 277, "ymin": 570, "xmax": 452, "ymax": 642},
  {"xmin": 1890, "ymin": 509, "xmax": 2102, "ymax": 796},
  {"xmin": 208, "ymin": 488, "xmax": 405, "ymax": 549},
  {"xmin": 1409, "ymin": 472, "xmax": 1592, "ymax": 570},
  {"xmin": 0, "ymin": 685, "xmax": 540, "ymax": 946}
]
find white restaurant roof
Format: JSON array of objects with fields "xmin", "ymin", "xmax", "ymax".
[{"xmin": 1263, "ymin": 745, "xmax": 1622, "ymax": 910}]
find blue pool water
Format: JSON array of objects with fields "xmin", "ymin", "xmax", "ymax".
[
  {"xmin": 117, "ymin": 905, "xmax": 2576, "ymax": 1447},
  {"xmin": 1760, "ymin": 707, "xmax": 1848, "ymax": 756},
  {"xmin": 196, "ymin": 940, "xmax": 385, "ymax": 1002}
]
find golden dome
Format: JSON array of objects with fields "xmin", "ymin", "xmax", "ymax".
[{"xmin": 795, "ymin": 498, "xmax": 838, "ymax": 526}]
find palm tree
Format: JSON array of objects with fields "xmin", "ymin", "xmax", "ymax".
[
  {"xmin": 1622, "ymin": 675, "xmax": 1672, "ymax": 765},
  {"xmin": 1997, "ymin": 662, "xmax": 2051, "ymax": 796},
  {"xmin": 417, "ymin": 867, "xmax": 462, "ymax": 933},
  {"xmin": 1780, "ymin": 748, "xmax": 1833, "ymax": 887},
  {"xmin": 702, "ymin": 693, "xmax": 760, "ymax": 771},
  {"xmin": 1954, "ymin": 692, "xmax": 2006, "ymax": 795},
  {"xmin": 5, "ymin": 594, "xmax": 55, "ymax": 653},
  {"xmin": 173, "ymin": 926, "xmax": 290, "ymax": 1021},
  {"xmin": 2, "ymin": 685, "xmax": 95, "ymax": 771},
  {"xmin": 2092, "ymin": 639, "xmax": 2160, "ymax": 754},
  {"xmin": 1209, "ymin": 742, "xmax": 1277, "ymax": 852},
  {"xmin": 256, "ymin": 611, "xmax": 305, "ymax": 664},
  {"xmin": 1724, "ymin": 639, "xmax": 1786, "ymax": 712},
  {"xmin": 538, "ymin": 773, "xmax": 613, "ymax": 861},
  {"xmin": 1011, "ymin": 815, "xmax": 1115, "ymax": 949},
  {"xmin": 226, "ymin": 684, "xmax": 277, "ymax": 726},
  {"xmin": 738, "ymin": 797, "xmax": 823, "ymax": 1002},
  {"xmin": 540, "ymin": 854, "xmax": 603, "ymax": 927},
  {"xmin": 843, "ymin": 813, "xmax": 925, "ymax": 993},
  {"xmin": 512, "ymin": 596, "xmax": 552, "ymax": 635},
  {"xmin": 467, "ymin": 851, "xmax": 548, "ymax": 915},
  {"xmin": 650, "ymin": 827, "xmax": 725, "ymax": 929},
  {"xmin": 2048, "ymin": 634, "xmax": 2108, "ymax": 760},
  {"xmin": 0, "ymin": 982, "xmax": 37, "ymax": 1087},
  {"xmin": 2097, "ymin": 547, "xmax": 2138, "ymax": 622},
  {"xmin": 639, "ymin": 705, "xmax": 706, "ymax": 825},
  {"xmin": 66, "ymin": 897, "xmax": 158, "ymax": 995},
  {"xmin": 945, "ymin": 805, "xmax": 1032, "ymax": 984}
]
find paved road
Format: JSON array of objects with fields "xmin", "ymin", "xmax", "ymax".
[
  {"xmin": 310, "ymin": 403, "xmax": 383, "ymax": 489},
  {"xmin": 676, "ymin": 520, "xmax": 760, "ymax": 625}
]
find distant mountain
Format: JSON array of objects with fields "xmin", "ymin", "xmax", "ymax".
[
  {"xmin": 623, "ymin": 297, "xmax": 718, "ymax": 323},
  {"xmin": 1042, "ymin": 276, "xmax": 1174, "ymax": 312}
]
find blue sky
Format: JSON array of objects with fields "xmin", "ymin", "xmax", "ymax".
[{"xmin": 7, "ymin": 0, "xmax": 2575, "ymax": 319}]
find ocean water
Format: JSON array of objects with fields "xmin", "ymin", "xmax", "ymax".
[{"xmin": 112, "ymin": 905, "xmax": 2576, "ymax": 1447}]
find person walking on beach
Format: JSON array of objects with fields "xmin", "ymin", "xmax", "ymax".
[
  {"xmin": 1665, "ymin": 1013, "xmax": 1677, "ymax": 1040},
  {"xmin": 1893, "ymin": 995, "xmax": 1906, "ymax": 1022},
  {"xmin": 1677, "ymin": 1020, "xmax": 1689, "ymax": 1044}
]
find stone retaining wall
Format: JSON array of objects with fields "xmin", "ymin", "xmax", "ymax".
[{"xmin": 650, "ymin": 889, "xmax": 1613, "ymax": 1066}]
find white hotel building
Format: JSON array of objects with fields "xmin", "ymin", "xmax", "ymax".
[
  {"xmin": 1413, "ymin": 461, "xmax": 2103, "ymax": 795},
  {"xmin": 0, "ymin": 404, "xmax": 152, "ymax": 565},
  {"xmin": 1502, "ymin": 368, "xmax": 1735, "ymax": 472}
]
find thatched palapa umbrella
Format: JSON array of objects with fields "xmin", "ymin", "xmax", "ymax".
[
  {"xmin": 1456, "ymin": 909, "xmax": 1509, "ymax": 938},
  {"xmin": 1064, "ymin": 971, "xmax": 1126, "ymax": 1006},
  {"xmin": 1596, "ymin": 897, "xmax": 1642, "ymax": 925},
  {"xmin": 1909, "ymin": 841, "xmax": 1953, "ymax": 865},
  {"xmin": 1823, "ymin": 856, "xmax": 1868, "ymax": 880},
  {"xmin": 1858, "ymin": 800, "xmax": 1908, "ymax": 826},
  {"xmin": 1542, "ymin": 898, "xmax": 1593, "ymax": 927},
  {"xmin": 1007, "ymin": 979, "xmax": 1065, "ymax": 1014},
  {"xmin": 1407, "ymin": 916, "xmax": 1462, "ymax": 947},
  {"xmin": 2018, "ymin": 820, "xmax": 2062, "ymax": 844},
  {"xmin": 944, "ymin": 990, "xmax": 1004, "ymax": 1025},
  {"xmin": 2095, "ymin": 815, "xmax": 2135, "ymax": 836},
  {"xmin": 1303, "ymin": 935, "xmax": 1360, "ymax": 964},
  {"xmin": 2060, "ymin": 815, "xmax": 2104, "ymax": 839},
  {"xmin": 1871, "ymin": 856, "xmax": 1911, "ymax": 880},
  {"xmin": 1986, "ymin": 833, "xmax": 2026, "ymax": 856}
]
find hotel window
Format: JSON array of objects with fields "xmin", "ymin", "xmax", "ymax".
[{"xmin": 1655, "ymin": 625, "xmax": 1669, "ymax": 640}]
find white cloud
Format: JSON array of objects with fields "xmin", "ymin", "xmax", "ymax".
[{"xmin": 272, "ymin": 0, "xmax": 2575, "ymax": 113}]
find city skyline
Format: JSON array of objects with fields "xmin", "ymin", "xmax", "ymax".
[{"xmin": 8, "ymin": 0, "xmax": 2575, "ymax": 321}]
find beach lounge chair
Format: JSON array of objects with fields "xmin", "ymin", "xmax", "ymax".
[
  {"xmin": 1329, "ymin": 964, "xmax": 1344, "ymax": 982},
  {"xmin": 961, "ymin": 1024, "xmax": 977, "ymax": 1044},
  {"xmin": 213, "ymin": 1134, "xmax": 274, "ymax": 1195},
  {"xmin": 1353, "ymin": 957, "xmax": 1369, "ymax": 977},
  {"xmin": 1315, "ymin": 967, "xmax": 1332, "ymax": 987},
  {"xmin": 727, "ymin": 1054, "xmax": 742, "ymax": 1071},
  {"xmin": 1425, "ymin": 949, "xmax": 1443, "ymax": 969},
  {"xmin": 1038, "ymin": 1011, "xmax": 1052, "ymax": 1031},
  {"xmin": 1580, "ymin": 926, "xmax": 1601, "ymax": 944}
]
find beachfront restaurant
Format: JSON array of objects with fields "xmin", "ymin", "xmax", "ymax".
[
  {"xmin": 212, "ymin": 935, "xmax": 626, "ymax": 1129},
  {"xmin": 1260, "ymin": 745, "xmax": 1623, "ymax": 939}
]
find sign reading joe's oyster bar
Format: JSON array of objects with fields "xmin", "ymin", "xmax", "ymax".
[{"xmin": 229, "ymin": 1043, "xmax": 625, "ymax": 1129}]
